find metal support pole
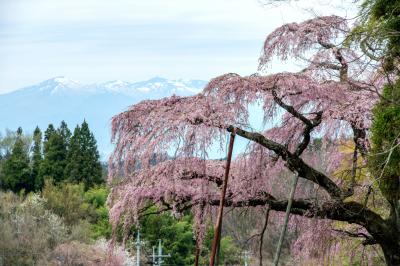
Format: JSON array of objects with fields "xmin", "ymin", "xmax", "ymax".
[
  {"xmin": 194, "ymin": 240, "xmax": 200, "ymax": 266},
  {"xmin": 209, "ymin": 131, "xmax": 236, "ymax": 266},
  {"xmin": 215, "ymin": 228, "xmax": 221, "ymax": 266},
  {"xmin": 136, "ymin": 231, "xmax": 141, "ymax": 266},
  {"xmin": 273, "ymin": 172, "xmax": 299, "ymax": 266},
  {"xmin": 152, "ymin": 246, "xmax": 156, "ymax": 265}
]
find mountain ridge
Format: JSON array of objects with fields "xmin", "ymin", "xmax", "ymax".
[
  {"xmin": 0, "ymin": 76, "xmax": 208, "ymax": 158},
  {"xmin": 8, "ymin": 76, "xmax": 205, "ymax": 95}
]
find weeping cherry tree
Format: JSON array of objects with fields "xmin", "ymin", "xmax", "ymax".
[{"xmin": 108, "ymin": 16, "xmax": 399, "ymax": 265}]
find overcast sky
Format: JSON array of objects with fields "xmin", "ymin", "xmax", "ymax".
[{"xmin": 0, "ymin": 0, "xmax": 357, "ymax": 93}]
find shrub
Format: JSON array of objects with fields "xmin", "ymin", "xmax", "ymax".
[
  {"xmin": 43, "ymin": 181, "xmax": 111, "ymax": 239},
  {"xmin": 45, "ymin": 239, "xmax": 133, "ymax": 266},
  {"xmin": 0, "ymin": 192, "xmax": 68, "ymax": 265},
  {"xmin": 42, "ymin": 181, "xmax": 90, "ymax": 226}
]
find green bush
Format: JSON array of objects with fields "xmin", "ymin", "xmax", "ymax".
[
  {"xmin": 84, "ymin": 186, "xmax": 112, "ymax": 239},
  {"xmin": 42, "ymin": 181, "xmax": 90, "ymax": 226},
  {"xmin": 42, "ymin": 181, "xmax": 111, "ymax": 239}
]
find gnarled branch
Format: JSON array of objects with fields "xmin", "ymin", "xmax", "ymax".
[
  {"xmin": 270, "ymin": 89, "xmax": 323, "ymax": 156},
  {"xmin": 227, "ymin": 125, "xmax": 343, "ymax": 199}
]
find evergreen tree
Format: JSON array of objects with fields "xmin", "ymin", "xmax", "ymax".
[
  {"xmin": 370, "ymin": 80, "xmax": 400, "ymax": 214},
  {"xmin": 364, "ymin": 1, "xmax": 400, "ymax": 236},
  {"xmin": 44, "ymin": 124, "xmax": 56, "ymax": 146},
  {"xmin": 65, "ymin": 120, "xmax": 103, "ymax": 189},
  {"xmin": 40, "ymin": 123, "xmax": 68, "ymax": 184},
  {"xmin": 31, "ymin": 126, "xmax": 43, "ymax": 191},
  {"xmin": 355, "ymin": 0, "xmax": 400, "ymax": 72},
  {"xmin": 64, "ymin": 125, "xmax": 82, "ymax": 183},
  {"xmin": 1, "ymin": 127, "xmax": 32, "ymax": 192},
  {"xmin": 58, "ymin": 120, "xmax": 71, "ymax": 148},
  {"xmin": 81, "ymin": 120, "xmax": 103, "ymax": 188}
]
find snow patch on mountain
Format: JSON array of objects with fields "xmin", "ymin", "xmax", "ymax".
[
  {"xmin": 36, "ymin": 76, "xmax": 82, "ymax": 94},
  {"xmin": 20, "ymin": 76, "xmax": 206, "ymax": 97}
]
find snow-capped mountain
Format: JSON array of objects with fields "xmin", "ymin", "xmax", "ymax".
[
  {"xmin": 14, "ymin": 76, "xmax": 204, "ymax": 96},
  {"xmin": 0, "ymin": 77, "xmax": 207, "ymax": 158},
  {"xmin": 97, "ymin": 77, "xmax": 204, "ymax": 96}
]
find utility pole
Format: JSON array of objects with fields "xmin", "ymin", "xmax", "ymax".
[
  {"xmin": 210, "ymin": 131, "xmax": 236, "ymax": 266},
  {"xmin": 152, "ymin": 239, "xmax": 171, "ymax": 266},
  {"xmin": 243, "ymin": 251, "xmax": 250, "ymax": 266},
  {"xmin": 157, "ymin": 239, "xmax": 162, "ymax": 266},
  {"xmin": 152, "ymin": 246, "xmax": 156, "ymax": 265},
  {"xmin": 243, "ymin": 250, "xmax": 251, "ymax": 266},
  {"xmin": 135, "ymin": 231, "xmax": 146, "ymax": 266}
]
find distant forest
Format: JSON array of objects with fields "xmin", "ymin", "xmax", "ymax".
[{"xmin": 0, "ymin": 120, "xmax": 104, "ymax": 193}]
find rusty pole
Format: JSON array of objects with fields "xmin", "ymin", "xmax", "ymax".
[
  {"xmin": 194, "ymin": 240, "xmax": 200, "ymax": 266},
  {"xmin": 209, "ymin": 131, "xmax": 236, "ymax": 266}
]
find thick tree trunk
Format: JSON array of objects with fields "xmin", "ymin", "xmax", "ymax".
[
  {"xmin": 378, "ymin": 211, "xmax": 400, "ymax": 266},
  {"xmin": 380, "ymin": 201, "xmax": 400, "ymax": 265},
  {"xmin": 381, "ymin": 242, "xmax": 400, "ymax": 266}
]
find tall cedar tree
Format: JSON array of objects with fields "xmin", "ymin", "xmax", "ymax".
[
  {"xmin": 64, "ymin": 125, "xmax": 82, "ymax": 183},
  {"xmin": 31, "ymin": 126, "xmax": 43, "ymax": 191},
  {"xmin": 65, "ymin": 121, "xmax": 102, "ymax": 189},
  {"xmin": 2, "ymin": 127, "xmax": 32, "ymax": 192},
  {"xmin": 370, "ymin": 80, "xmax": 400, "ymax": 231},
  {"xmin": 59, "ymin": 120, "xmax": 72, "ymax": 148},
  {"xmin": 357, "ymin": 0, "xmax": 400, "ymax": 71},
  {"xmin": 361, "ymin": 1, "xmax": 400, "ymax": 253},
  {"xmin": 39, "ymin": 123, "xmax": 69, "ymax": 184}
]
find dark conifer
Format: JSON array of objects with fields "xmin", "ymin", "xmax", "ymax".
[
  {"xmin": 31, "ymin": 126, "xmax": 43, "ymax": 191},
  {"xmin": 40, "ymin": 123, "xmax": 68, "ymax": 183},
  {"xmin": 2, "ymin": 127, "xmax": 32, "ymax": 192},
  {"xmin": 65, "ymin": 120, "xmax": 103, "ymax": 189}
]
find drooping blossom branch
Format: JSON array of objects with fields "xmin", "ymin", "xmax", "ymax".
[
  {"xmin": 108, "ymin": 15, "xmax": 397, "ymax": 264},
  {"xmin": 259, "ymin": 15, "xmax": 348, "ymax": 68},
  {"xmin": 108, "ymin": 156, "xmax": 388, "ymax": 247}
]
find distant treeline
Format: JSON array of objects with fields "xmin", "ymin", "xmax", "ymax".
[{"xmin": 0, "ymin": 120, "xmax": 103, "ymax": 193}]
